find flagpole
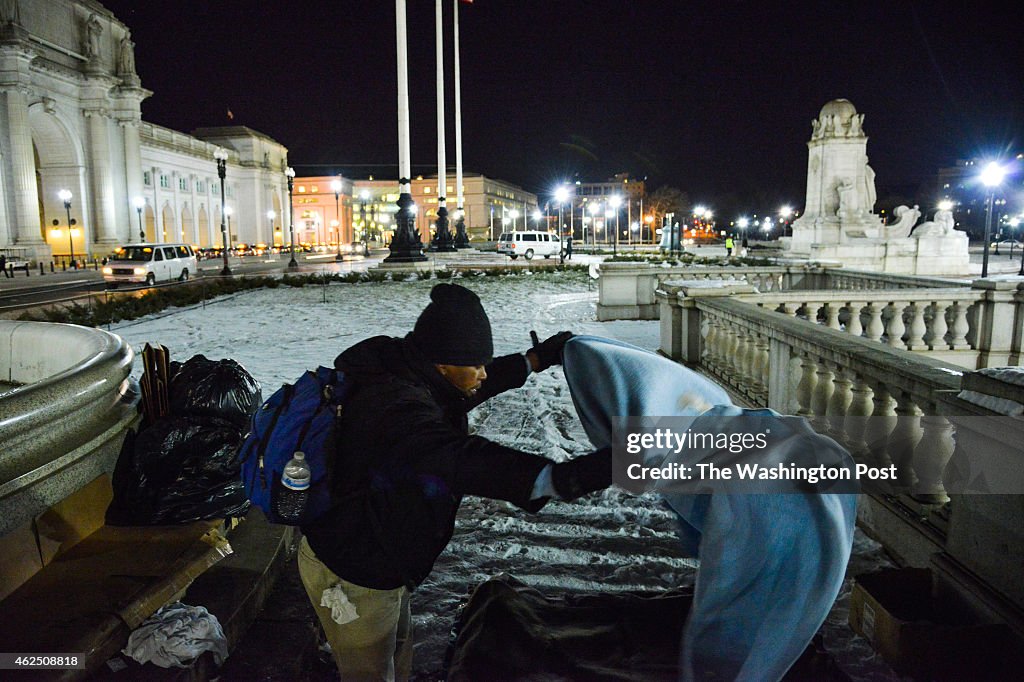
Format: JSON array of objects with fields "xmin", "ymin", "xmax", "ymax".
[
  {"xmin": 431, "ymin": 0, "xmax": 454, "ymax": 251},
  {"xmin": 452, "ymin": 0, "xmax": 470, "ymax": 248},
  {"xmin": 385, "ymin": 0, "xmax": 426, "ymax": 263}
]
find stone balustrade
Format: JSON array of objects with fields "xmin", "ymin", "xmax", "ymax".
[
  {"xmin": 821, "ymin": 268, "xmax": 964, "ymax": 291},
  {"xmin": 658, "ymin": 283, "xmax": 1024, "ymax": 616},
  {"xmin": 0, "ymin": 321, "xmax": 139, "ymax": 536},
  {"xmin": 596, "ymin": 261, "xmax": 815, "ymax": 320}
]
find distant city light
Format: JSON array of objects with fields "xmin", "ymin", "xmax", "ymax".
[
  {"xmin": 737, "ymin": 217, "xmax": 749, "ymax": 229},
  {"xmin": 938, "ymin": 200, "xmax": 954, "ymax": 211},
  {"xmin": 554, "ymin": 186, "xmax": 570, "ymax": 203}
]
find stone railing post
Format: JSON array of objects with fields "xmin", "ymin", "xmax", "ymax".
[
  {"xmin": 658, "ymin": 280, "xmax": 756, "ymax": 365},
  {"xmin": 971, "ymin": 279, "xmax": 1024, "ymax": 367}
]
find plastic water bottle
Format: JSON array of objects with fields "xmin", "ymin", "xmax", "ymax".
[{"xmin": 275, "ymin": 451, "xmax": 310, "ymax": 522}]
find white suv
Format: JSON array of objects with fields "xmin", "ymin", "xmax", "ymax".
[
  {"xmin": 103, "ymin": 243, "xmax": 197, "ymax": 287},
  {"xmin": 496, "ymin": 231, "xmax": 561, "ymax": 260}
]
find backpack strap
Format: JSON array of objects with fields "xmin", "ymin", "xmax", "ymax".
[{"xmin": 255, "ymin": 382, "xmax": 296, "ymax": 490}]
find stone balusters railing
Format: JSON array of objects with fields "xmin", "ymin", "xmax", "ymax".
[
  {"xmin": 597, "ymin": 262, "xmax": 817, "ymax": 320},
  {"xmin": 659, "ymin": 285, "xmax": 977, "ymax": 505},
  {"xmin": 735, "ymin": 278, "xmax": 1024, "ymax": 369},
  {"xmin": 822, "ymin": 269, "xmax": 964, "ymax": 291},
  {"xmin": 736, "ymin": 288, "xmax": 982, "ymax": 367}
]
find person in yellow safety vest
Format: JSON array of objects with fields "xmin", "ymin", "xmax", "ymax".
[{"xmin": 725, "ymin": 236, "xmax": 734, "ymax": 257}]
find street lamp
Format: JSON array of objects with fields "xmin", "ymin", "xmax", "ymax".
[
  {"xmin": 214, "ymin": 148, "xmax": 232, "ymax": 275},
  {"xmin": 285, "ymin": 167, "xmax": 298, "ymax": 270},
  {"xmin": 589, "ymin": 202, "xmax": 602, "ymax": 249},
  {"xmin": 610, "ymin": 194, "xmax": 623, "ymax": 256},
  {"xmin": 779, "ymin": 205, "xmax": 794, "ymax": 237},
  {"xmin": 58, "ymin": 189, "xmax": 76, "ymax": 268},
  {"xmin": 1008, "ymin": 216, "xmax": 1019, "ymax": 262},
  {"xmin": 980, "ymin": 162, "xmax": 1005, "ymax": 278},
  {"xmin": 554, "ymin": 185, "xmax": 569, "ymax": 263},
  {"xmin": 332, "ymin": 178, "xmax": 344, "ymax": 261},
  {"xmin": 133, "ymin": 197, "xmax": 146, "ymax": 243}
]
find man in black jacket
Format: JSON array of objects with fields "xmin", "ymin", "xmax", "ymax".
[{"xmin": 300, "ymin": 283, "xmax": 610, "ymax": 680}]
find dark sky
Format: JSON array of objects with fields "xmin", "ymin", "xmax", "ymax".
[{"xmin": 100, "ymin": 1, "xmax": 1022, "ymax": 216}]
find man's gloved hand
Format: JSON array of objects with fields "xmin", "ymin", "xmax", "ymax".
[
  {"xmin": 527, "ymin": 330, "xmax": 573, "ymax": 371},
  {"xmin": 551, "ymin": 447, "xmax": 612, "ymax": 501}
]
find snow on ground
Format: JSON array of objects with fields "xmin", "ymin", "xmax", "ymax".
[{"xmin": 110, "ymin": 272, "xmax": 900, "ymax": 679}]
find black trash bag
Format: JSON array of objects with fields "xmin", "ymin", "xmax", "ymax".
[
  {"xmin": 169, "ymin": 354, "xmax": 261, "ymax": 429},
  {"xmin": 107, "ymin": 414, "xmax": 250, "ymax": 525}
]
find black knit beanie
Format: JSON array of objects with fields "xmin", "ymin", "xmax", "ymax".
[{"xmin": 410, "ymin": 283, "xmax": 493, "ymax": 365}]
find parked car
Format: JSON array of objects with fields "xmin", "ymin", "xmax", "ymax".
[
  {"xmin": 496, "ymin": 231, "xmax": 561, "ymax": 260},
  {"xmin": 102, "ymin": 243, "xmax": 197, "ymax": 287}
]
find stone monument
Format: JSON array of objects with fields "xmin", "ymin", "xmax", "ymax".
[{"xmin": 786, "ymin": 99, "xmax": 969, "ymax": 276}]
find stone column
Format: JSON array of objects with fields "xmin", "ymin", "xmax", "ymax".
[
  {"xmin": 84, "ymin": 108, "xmax": 117, "ymax": 247},
  {"xmin": 1, "ymin": 86, "xmax": 43, "ymax": 246},
  {"xmin": 121, "ymin": 120, "xmax": 143, "ymax": 242},
  {"xmin": 972, "ymin": 279, "xmax": 1022, "ymax": 368}
]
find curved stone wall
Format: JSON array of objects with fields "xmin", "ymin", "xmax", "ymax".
[{"xmin": 0, "ymin": 321, "xmax": 139, "ymax": 536}]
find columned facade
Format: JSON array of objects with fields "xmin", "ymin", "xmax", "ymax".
[{"xmin": 0, "ymin": 1, "xmax": 289, "ymax": 260}]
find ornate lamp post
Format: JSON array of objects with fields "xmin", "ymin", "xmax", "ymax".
[
  {"xmin": 285, "ymin": 167, "xmax": 298, "ymax": 270},
  {"xmin": 214, "ymin": 148, "xmax": 232, "ymax": 276},
  {"xmin": 58, "ymin": 189, "xmax": 76, "ymax": 268},
  {"xmin": 267, "ymin": 210, "xmax": 276, "ymax": 249},
  {"xmin": 980, "ymin": 162, "xmax": 1005, "ymax": 279},
  {"xmin": 331, "ymin": 178, "xmax": 344, "ymax": 261},
  {"xmin": 133, "ymin": 197, "xmax": 145, "ymax": 243},
  {"xmin": 610, "ymin": 194, "xmax": 623, "ymax": 256},
  {"xmin": 555, "ymin": 185, "xmax": 569, "ymax": 264}
]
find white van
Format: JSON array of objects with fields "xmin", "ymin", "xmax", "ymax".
[
  {"xmin": 496, "ymin": 231, "xmax": 561, "ymax": 260},
  {"xmin": 103, "ymin": 243, "xmax": 197, "ymax": 286}
]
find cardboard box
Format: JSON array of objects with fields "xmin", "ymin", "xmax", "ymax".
[{"xmin": 849, "ymin": 567, "xmax": 1020, "ymax": 680}]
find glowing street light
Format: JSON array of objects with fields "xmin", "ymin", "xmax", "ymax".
[
  {"xmin": 332, "ymin": 178, "xmax": 344, "ymax": 261},
  {"xmin": 779, "ymin": 205, "xmax": 794, "ymax": 237},
  {"xmin": 214, "ymin": 147, "xmax": 231, "ymax": 275},
  {"xmin": 58, "ymin": 189, "xmax": 76, "ymax": 268},
  {"xmin": 980, "ymin": 162, "xmax": 1006, "ymax": 278},
  {"xmin": 554, "ymin": 185, "xmax": 570, "ymax": 263}
]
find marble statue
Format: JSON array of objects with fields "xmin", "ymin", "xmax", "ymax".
[
  {"xmin": 913, "ymin": 209, "xmax": 956, "ymax": 237},
  {"xmin": 837, "ymin": 179, "xmax": 858, "ymax": 217},
  {"xmin": 862, "ymin": 163, "xmax": 876, "ymax": 211},
  {"xmin": 882, "ymin": 205, "xmax": 921, "ymax": 239},
  {"xmin": 86, "ymin": 14, "xmax": 102, "ymax": 58},
  {"xmin": 118, "ymin": 34, "xmax": 136, "ymax": 75}
]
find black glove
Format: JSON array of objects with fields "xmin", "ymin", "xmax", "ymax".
[
  {"xmin": 528, "ymin": 330, "xmax": 573, "ymax": 371},
  {"xmin": 551, "ymin": 447, "xmax": 612, "ymax": 501}
]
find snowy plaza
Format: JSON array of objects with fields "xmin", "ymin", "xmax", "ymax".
[{"xmin": 103, "ymin": 273, "xmax": 898, "ymax": 678}]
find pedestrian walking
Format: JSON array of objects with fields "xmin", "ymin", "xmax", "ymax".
[
  {"xmin": 0, "ymin": 254, "xmax": 8, "ymax": 278},
  {"xmin": 565, "ymin": 235, "xmax": 573, "ymax": 260},
  {"xmin": 725, "ymin": 236, "xmax": 734, "ymax": 257}
]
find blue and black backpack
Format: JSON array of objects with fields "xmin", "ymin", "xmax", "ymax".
[{"xmin": 239, "ymin": 366, "xmax": 352, "ymax": 524}]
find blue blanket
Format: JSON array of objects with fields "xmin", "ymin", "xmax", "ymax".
[{"xmin": 562, "ymin": 335, "xmax": 856, "ymax": 681}]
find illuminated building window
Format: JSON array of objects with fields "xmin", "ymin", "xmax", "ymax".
[
  {"xmin": 311, "ymin": 186, "xmax": 318, "ymax": 193},
  {"xmin": 424, "ymin": 187, "xmax": 431, "ymax": 194},
  {"xmin": 143, "ymin": 171, "xmax": 152, "ymax": 186},
  {"xmin": 298, "ymin": 186, "xmax": 306, "ymax": 193}
]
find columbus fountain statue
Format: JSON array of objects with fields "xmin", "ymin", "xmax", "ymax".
[{"xmin": 786, "ymin": 99, "xmax": 969, "ymax": 275}]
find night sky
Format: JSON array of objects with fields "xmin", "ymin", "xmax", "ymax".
[{"xmin": 99, "ymin": 1, "xmax": 1022, "ymax": 217}]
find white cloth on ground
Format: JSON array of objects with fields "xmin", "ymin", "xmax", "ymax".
[{"xmin": 122, "ymin": 601, "xmax": 229, "ymax": 668}]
